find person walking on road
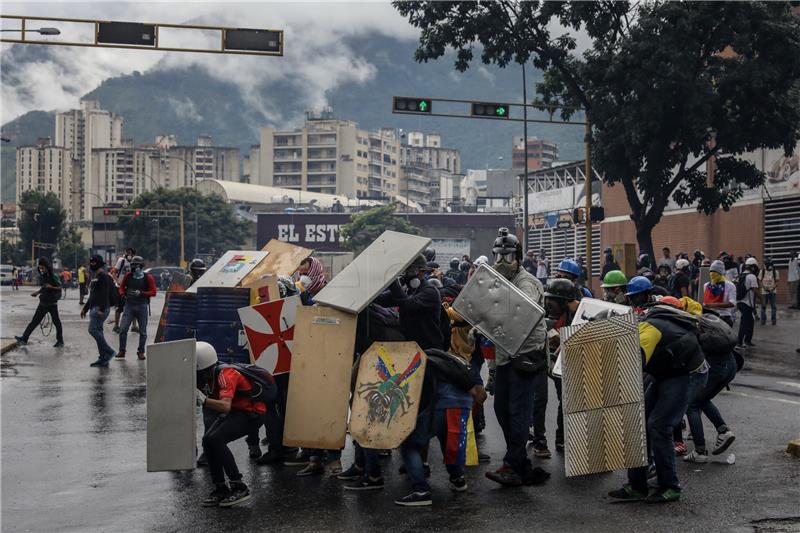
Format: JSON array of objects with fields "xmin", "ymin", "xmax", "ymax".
[
  {"xmin": 758, "ymin": 258, "xmax": 779, "ymax": 325},
  {"xmin": 78, "ymin": 263, "xmax": 88, "ymax": 305},
  {"xmin": 788, "ymin": 251, "xmax": 799, "ymax": 309},
  {"xmin": 735, "ymin": 258, "xmax": 761, "ymax": 348},
  {"xmin": 81, "ymin": 255, "xmax": 117, "ymax": 367},
  {"xmin": 115, "ymin": 256, "xmax": 157, "ymax": 361},
  {"xmin": 15, "ymin": 257, "xmax": 64, "ymax": 348}
]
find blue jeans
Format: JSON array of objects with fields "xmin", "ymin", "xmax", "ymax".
[
  {"xmin": 493, "ymin": 363, "xmax": 535, "ymax": 474},
  {"xmin": 686, "ymin": 353, "xmax": 736, "ymax": 450},
  {"xmin": 400, "ymin": 407, "xmax": 465, "ymax": 493},
  {"xmin": 88, "ymin": 307, "xmax": 115, "ymax": 360},
  {"xmin": 119, "ymin": 302, "xmax": 149, "ymax": 353},
  {"xmin": 760, "ymin": 292, "xmax": 777, "ymax": 324},
  {"xmin": 353, "ymin": 441, "xmax": 381, "ymax": 478},
  {"xmin": 628, "ymin": 373, "xmax": 692, "ymax": 492}
]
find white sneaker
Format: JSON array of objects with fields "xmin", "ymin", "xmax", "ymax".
[
  {"xmin": 683, "ymin": 451, "xmax": 709, "ymax": 463},
  {"xmin": 712, "ymin": 431, "xmax": 736, "ymax": 455}
]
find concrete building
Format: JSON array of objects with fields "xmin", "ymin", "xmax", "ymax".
[
  {"xmin": 512, "ymin": 136, "xmax": 559, "ymax": 171},
  {"xmin": 15, "ymin": 138, "xmax": 77, "ymax": 218},
  {"xmin": 399, "ymin": 131, "xmax": 461, "ymax": 210},
  {"xmin": 254, "ymin": 111, "xmax": 399, "ymax": 199},
  {"xmin": 90, "ymin": 146, "xmax": 161, "ymax": 205},
  {"xmin": 142, "ymin": 135, "xmax": 241, "ymax": 189}
]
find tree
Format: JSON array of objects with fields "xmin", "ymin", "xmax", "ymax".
[
  {"xmin": 1, "ymin": 239, "xmax": 27, "ymax": 266},
  {"xmin": 17, "ymin": 190, "xmax": 66, "ymax": 262},
  {"xmin": 57, "ymin": 224, "xmax": 89, "ymax": 270},
  {"xmin": 340, "ymin": 203, "xmax": 421, "ymax": 254},
  {"xmin": 118, "ymin": 188, "xmax": 251, "ymax": 264},
  {"xmin": 395, "ymin": 1, "xmax": 800, "ymax": 258}
]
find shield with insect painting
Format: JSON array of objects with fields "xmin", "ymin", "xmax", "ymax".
[{"xmin": 349, "ymin": 341, "xmax": 427, "ymax": 449}]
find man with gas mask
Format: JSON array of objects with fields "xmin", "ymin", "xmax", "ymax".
[
  {"xmin": 543, "ymin": 278, "xmax": 580, "ymax": 453},
  {"xmin": 484, "ymin": 228, "xmax": 550, "ymax": 487},
  {"xmin": 601, "ymin": 270, "xmax": 628, "ymax": 305},
  {"xmin": 375, "ymin": 254, "xmax": 444, "ymax": 351},
  {"xmin": 626, "ymin": 275, "xmax": 657, "ymax": 314},
  {"xmin": 188, "ymin": 258, "xmax": 207, "ymax": 287},
  {"xmin": 115, "ymin": 256, "xmax": 157, "ymax": 360}
]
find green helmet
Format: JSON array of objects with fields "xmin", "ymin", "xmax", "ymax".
[{"xmin": 601, "ymin": 269, "xmax": 628, "ymax": 288}]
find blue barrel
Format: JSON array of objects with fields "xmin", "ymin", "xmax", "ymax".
[
  {"xmin": 163, "ymin": 292, "xmax": 198, "ymax": 342},
  {"xmin": 195, "ymin": 287, "xmax": 251, "ymax": 364}
]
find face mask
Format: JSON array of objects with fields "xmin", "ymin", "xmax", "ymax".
[
  {"xmin": 494, "ymin": 261, "xmax": 518, "ymax": 280},
  {"xmin": 90, "ymin": 262, "xmax": 100, "ymax": 271},
  {"xmin": 709, "ymin": 272, "xmax": 724, "ymax": 285},
  {"xmin": 133, "ymin": 266, "xmax": 144, "ymax": 279},
  {"xmin": 408, "ymin": 277, "xmax": 421, "ymax": 289},
  {"xmin": 545, "ymin": 298, "xmax": 565, "ymax": 319}
]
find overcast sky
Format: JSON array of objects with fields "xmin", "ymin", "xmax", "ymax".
[{"xmin": 0, "ymin": 1, "xmax": 419, "ymax": 123}]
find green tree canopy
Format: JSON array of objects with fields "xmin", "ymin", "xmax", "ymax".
[
  {"xmin": 17, "ymin": 190, "xmax": 65, "ymax": 262},
  {"xmin": 340, "ymin": 203, "xmax": 421, "ymax": 254},
  {"xmin": 119, "ymin": 187, "xmax": 251, "ymax": 265},
  {"xmin": 58, "ymin": 224, "xmax": 89, "ymax": 270},
  {"xmin": 395, "ymin": 1, "xmax": 800, "ymax": 258}
]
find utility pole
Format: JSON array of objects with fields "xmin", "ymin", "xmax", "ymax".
[
  {"xmin": 179, "ymin": 205, "xmax": 186, "ymax": 268},
  {"xmin": 584, "ymin": 120, "xmax": 593, "ymax": 285},
  {"xmin": 522, "ymin": 63, "xmax": 530, "ymax": 251}
]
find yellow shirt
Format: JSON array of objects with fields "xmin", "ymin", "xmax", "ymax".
[
  {"xmin": 638, "ymin": 322, "xmax": 662, "ymax": 365},
  {"xmin": 78, "ymin": 267, "xmax": 86, "ymax": 284}
]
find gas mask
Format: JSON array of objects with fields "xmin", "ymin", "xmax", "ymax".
[
  {"xmin": 628, "ymin": 292, "xmax": 649, "ymax": 308},
  {"xmin": 493, "ymin": 252, "xmax": 518, "ymax": 280},
  {"xmin": 544, "ymin": 297, "xmax": 566, "ymax": 319},
  {"xmin": 132, "ymin": 264, "xmax": 144, "ymax": 279},
  {"xmin": 603, "ymin": 288, "xmax": 619, "ymax": 302},
  {"xmin": 407, "ymin": 277, "xmax": 421, "ymax": 289}
]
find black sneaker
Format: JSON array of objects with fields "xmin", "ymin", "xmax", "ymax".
[
  {"xmin": 14, "ymin": 336, "xmax": 27, "ymax": 345},
  {"xmin": 521, "ymin": 466, "xmax": 551, "ymax": 486},
  {"xmin": 344, "ymin": 476, "xmax": 384, "ymax": 491},
  {"xmin": 449, "ymin": 476, "xmax": 468, "ymax": 492},
  {"xmin": 255, "ymin": 450, "xmax": 282, "ymax": 465},
  {"xmin": 485, "ymin": 466, "xmax": 523, "ymax": 487},
  {"xmin": 394, "ymin": 491, "xmax": 432, "ymax": 507},
  {"xmin": 284, "ymin": 450, "xmax": 311, "ymax": 466},
  {"xmin": 248, "ymin": 443, "xmax": 262, "ymax": 459},
  {"xmin": 219, "ymin": 482, "xmax": 251, "ymax": 507},
  {"xmin": 555, "ymin": 440, "xmax": 565, "ymax": 452},
  {"xmin": 202, "ymin": 485, "xmax": 230, "ymax": 507},
  {"xmin": 532, "ymin": 442, "xmax": 552, "ymax": 458},
  {"xmin": 608, "ymin": 484, "xmax": 647, "ymax": 502},
  {"xmin": 197, "ymin": 452, "xmax": 208, "ymax": 467},
  {"xmin": 53, "ymin": 341, "xmax": 64, "ymax": 348},
  {"xmin": 337, "ymin": 464, "xmax": 364, "ymax": 481}
]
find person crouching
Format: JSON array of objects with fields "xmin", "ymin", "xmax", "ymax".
[{"xmin": 195, "ymin": 341, "xmax": 268, "ymax": 507}]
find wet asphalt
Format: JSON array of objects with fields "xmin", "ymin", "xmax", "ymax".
[{"xmin": 2, "ymin": 286, "xmax": 799, "ymax": 533}]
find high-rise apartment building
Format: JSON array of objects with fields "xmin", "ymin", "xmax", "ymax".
[
  {"xmin": 512, "ymin": 136, "xmax": 558, "ymax": 171},
  {"xmin": 399, "ymin": 131, "xmax": 462, "ymax": 209},
  {"xmin": 15, "ymin": 138, "xmax": 77, "ymax": 217}
]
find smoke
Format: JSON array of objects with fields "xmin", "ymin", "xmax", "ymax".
[{"xmin": 0, "ymin": 2, "xmax": 417, "ymax": 125}]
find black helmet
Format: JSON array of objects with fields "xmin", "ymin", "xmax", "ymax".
[
  {"xmin": 405, "ymin": 254, "xmax": 428, "ymax": 277},
  {"xmin": 637, "ymin": 268, "xmax": 655, "ymax": 282},
  {"xmin": 189, "ymin": 258, "xmax": 207, "ymax": 278},
  {"xmin": 423, "ymin": 247, "xmax": 436, "ymax": 262},
  {"xmin": 449, "ymin": 257, "xmax": 460, "ymax": 269},
  {"xmin": 544, "ymin": 278, "xmax": 577, "ymax": 301},
  {"xmin": 131, "ymin": 255, "xmax": 144, "ymax": 269},
  {"xmin": 492, "ymin": 227, "xmax": 522, "ymax": 261},
  {"xmin": 459, "ymin": 260, "xmax": 471, "ymax": 272},
  {"xmin": 89, "ymin": 254, "xmax": 105, "ymax": 267}
]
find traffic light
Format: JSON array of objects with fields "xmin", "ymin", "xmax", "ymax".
[
  {"xmin": 471, "ymin": 102, "xmax": 510, "ymax": 119},
  {"xmin": 393, "ymin": 97, "xmax": 432, "ymax": 114},
  {"xmin": 103, "ymin": 208, "xmax": 110, "ymax": 216},
  {"xmin": 134, "ymin": 210, "xmax": 141, "ymax": 217},
  {"xmin": 97, "ymin": 21, "xmax": 156, "ymax": 47}
]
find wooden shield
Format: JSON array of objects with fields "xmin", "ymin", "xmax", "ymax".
[
  {"xmin": 240, "ymin": 239, "xmax": 313, "ymax": 287},
  {"xmin": 238, "ymin": 295, "xmax": 300, "ymax": 375},
  {"xmin": 349, "ymin": 342, "xmax": 427, "ymax": 449},
  {"xmin": 282, "ymin": 306, "xmax": 357, "ymax": 449}
]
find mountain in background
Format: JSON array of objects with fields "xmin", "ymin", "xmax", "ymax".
[{"xmin": 0, "ymin": 34, "xmax": 584, "ymax": 203}]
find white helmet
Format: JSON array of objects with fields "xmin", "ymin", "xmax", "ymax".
[
  {"xmin": 474, "ymin": 255, "xmax": 489, "ymax": 267},
  {"xmin": 196, "ymin": 341, "xmax": 218, "ymax": 371},
  {"xmin": 675, "ymin": 258, "xmax": 690, "ymax": 270},
  {"xmin": 745, "ymin": 257, "xmax": 758, "ymax": 267}
]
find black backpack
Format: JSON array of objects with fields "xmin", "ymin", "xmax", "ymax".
[
  {"xmin": 217, "ymin": 363, "xmax": 277, "ymax": 404},
  {"xmin": 696, "ymin": 313, "xmax": 737, "ymax": 356},
  {"xmin": 734, "ymin": 273, "xmax": 749, "ymax": 301},
  {"xmin": 425, "ymin": 349, "xmax": 475, "ymax": 391}
]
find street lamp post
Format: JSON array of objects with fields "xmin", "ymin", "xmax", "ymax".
[
  {"xmin": 152, "ymin": 218, "xmax": 160, "ymax": 265},
  {"xmin": 0, "ymin": 27, "xmax": 60, "ymax": 35},
  {"xmin": 151, "ymin": 153, "xmax": 197, "ymax": 258}
]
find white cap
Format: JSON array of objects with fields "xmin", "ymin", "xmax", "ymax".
[
  {"xmin": 675, "ymin": 258, "xmax": 690, "ymax": 270},
  {"xmin": 745, "ymin": 257, "xmax": 758, "ymax": 266},
  {"xmin": 196, "ymin": 341, "xmax": 218, "ymax": 371}
]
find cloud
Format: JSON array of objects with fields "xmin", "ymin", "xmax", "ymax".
[
  {"xmin": 1, "ymin": 1, "xmax": 417, "ymax": 124},
  {"xmin": 166, "ymin": 95, "xmax": 202, "ymax": 122}
]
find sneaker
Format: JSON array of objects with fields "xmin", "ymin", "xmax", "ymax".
[
  {"xmin": 683, "ymin": 450, "xmax": 709, "ymax": 463},
  {"xmin": 115, "ymin": 350, "xmax": 126, "ymax": 360},
  {"xmin": 284, "ymin": 450, "xmax": 311, "ymax": 466},
  {"xmin": 137, "ymin": 351, "xmax": 146, "ymax": 360},
  {"xmin": 344, "ymin": 476, "xmax": 384, "ymax": 491},
  {"xmin": 14, "ymin": 336, "xmax": 27, "ymax": 345},
  {"xmin": 337, "ymin": 464, "xmax": 364, "ymax": 481},
  {"xmin": 645, "ymin": 487, "xmax": 681, "ymax": 503},
  {"xmin": 197, "ymin": 452, "xmax": 208, "ymax": 467},
  {"xmin": 735, "ymin": 344, "xmax": 746, "ymax": 349},
  {"xmin": 532, "ymin": 443, "xmax": 552, "ymax": 458},
  {"xmin": 745, "ymin": 342, "xmax": 755, "ymax": 347},
  {"xmin": 53, "ymin": 341, "xmax": 64, "ymax": 348},
  {"xmin": 646, "ymin": 463, "xmax": 657, "ymax": 480},
  {"xmin": 90, "ymin": 358, "xmax": 110, "ymax": 367},
  {"xmin": 449, "ymin": 476, "xmax": 468, "ymax": 492},
  {"xmin": 398, "ymin": 463, "xmax": 431, "ymax": 478},
  {"xmin": 248, "ymin": 443, "xmax": 262, "ymax": 459},
  {"xmin": 674, "ymin": 442, "xmax": 688, "ymax": 456},
  {"xmin": 521, "ymin": 466, "xmax": 551, "ymax": 486},
  {"xmin": 712, "ymin": 431, "xmax": 736, "ymax": 455},
  {"xmin": 296, "ymin": 461, "xmax": 324, "ymax": 476},
  {"xmin": 219, "ymin": 482, "xmax": 251, "ymax": 507},
  {"xmin": 485, "ymin": 466, "xmax": 523, "ymax": 487},
  {"xmin": 608, "ymin": 484, "xmax": 647, "ymax": 502},
  {"xmin": 555, "ymin": 438, "xmax": 565, "ymax": 452},
  {"xmin": 255, "ymin": 450, "xmax": 282, "ymax": 465},
  {"xmin": 202, "ymin": 485, "xmax": 230, "ymax": 507},
  {"xmin": 478, "ymin": 452, "xmax": 491, "ymax": 464},
  {"xmin": 394, "ymin": 491, "xmax": 432, "ymax": 507},
  {"xmin": 326, "ymin": 459, "xmax": 343, "ymax": 474},
  {"xmin": 112, "ymin": 326, "xmax": 120, "ymax": 333}
]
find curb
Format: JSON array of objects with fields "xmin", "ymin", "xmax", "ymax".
[
  {"xmin": 787, "ymin": 439, "xmax": 800, "ymax": 458},
  {"xmin": 1, "ymin": 339, "xmax": 19, "ymax": 355}
]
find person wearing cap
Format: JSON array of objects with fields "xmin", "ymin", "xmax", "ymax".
[
  {"xmin": 703, "ymin": 260, "xmax": 737, "ymax": 326},
  {"xmin": 669, "ymin": 258, "xmax": 692, "ymax": 298},
  {"xmin": 601, "ymin": 270, "xmax": 628, "ymax": 305},
  {"xmin": 757, "ymin": 258, "xmax": 779, "ymax": 326},
  {"xmin": 736, "ymin": 258, "xmax": 761, "ymax": 348},
  {"xmin": 195, "ymin": 341, "xmax": 270, "ymax": 507},
  {"xmin": 81, "ymin": 255, "xmax": 117, "ymax": 367},
  {"xmin": 115, "ymin": 256, "xmax": 157, "ymax": 361},
  {"xmin": 555, "ymin": 258, "xmax": 592, "ymax": 299},
  {"xmin": 484, "ymin": 228, "xmax": 549, "ymax": 488},
  {"xmin": 626, "ymin": 275, "xmax": 656, "ymax": 313}
]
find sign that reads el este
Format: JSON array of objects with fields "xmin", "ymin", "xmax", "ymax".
[{"xmin": 277, "ymin": 223, "xmax": 345, "ymax": 246}]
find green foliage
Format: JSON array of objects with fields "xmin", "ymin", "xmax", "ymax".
[
  {"xmin": 119, "ymin": 187, "xmax": 251, "ymax": 264},
  {"xmin": 340, "ymin": 203, "xmax": 421, "ymax": 254},
  {"xmin": 1, "ymin": 239, "xmax": 27, "ymax": 266},
  {"xmin": 57, "ymin": 224, "xmax": 88, "ymax": 270},
  {"xmin": 17, "ymin": 190, "xmax": 66, "ymax": 260},
  {"xmin": 395, "ymin": 1, "xmax": 800, "ymax": 257}
]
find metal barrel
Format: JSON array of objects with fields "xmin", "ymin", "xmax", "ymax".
[
  {"xmin": 195, "ymin": 287, "xmax": 251, "ymax": 364},
  {"xmin": 163, "ymin": 292, "xmax": 198, "ymax": 342}
]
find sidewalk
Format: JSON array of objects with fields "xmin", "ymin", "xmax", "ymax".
[{"xmin": 742, "ymin": 304, "xmax": 800, "ymax": 378}]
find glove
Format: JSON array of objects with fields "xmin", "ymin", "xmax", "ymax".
[{"xmin": 196, "ymin": 390, "xmax": 206, "ymax": 407}]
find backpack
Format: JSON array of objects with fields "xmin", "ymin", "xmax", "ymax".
[
  {"xmin": 734, "ymin": 273, "xmax": 749, "ymax": 301},
  {"xmin": 696, "ymin": 313, "xmax": 737, "ymax": 356},
  {"xmin": 424, "ymin": 348, "xmax": 475, "ymax": 391},
  {"xmin": 217, "ymin": 363, "xmax": 277, "ymax": 404}
]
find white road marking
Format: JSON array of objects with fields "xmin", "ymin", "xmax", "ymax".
[
  {"xmin": 727, "ymin": 390, "xmax": 800, "ymax": 406},
  {"xmin": 777, "ymin": 381, "xmax": 800, "ymax": 390}
]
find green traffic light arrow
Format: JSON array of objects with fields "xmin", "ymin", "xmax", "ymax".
[
  {"xmin": 496, "ymin": 106, "xmax": 507, "ymax": 116},
  {"xmin": 418, "ymin": 100, "xmax": 428, "ymax": 111}
]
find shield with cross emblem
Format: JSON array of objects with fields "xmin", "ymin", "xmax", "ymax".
[{"xmin": 238, "ymin": 295, "xmax": 301, "ymax": 375}]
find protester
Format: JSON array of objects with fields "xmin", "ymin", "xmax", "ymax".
[
  {"xmin": 637, "ymin": 253, "xmax": 654, "ymax": 272},
  {"xmin": 11, "ymin": 264, "xmax": 20, "ymax": 291},
  {"xmin": 296, "ymin": 256, "xmax": 327, "ymax": 296},
  {"xmin": 555, "ymin": 258, "xmax": 592, "ymax": 299},
  {"xmin": 15, "ymin": 257, "xmax": 64, "ymax": 348},
  {"xmin": 115, "ymin": 256, "xmax": 157, "ymax": 361},
  {"xmin": 601, "ymin": 270, "xmax": 628, "ymax": 304},
  {"xmin": 61, "ymin": 269, "xmax": 71, "ymax": 298},
  {"xmin": 536, "ymin": 252, "xmax": 549, "ymax": 287},
  {"xmin": 196, "ymin": 341, "xmax": 270, "ymax": 507},
  {"xmin": 188, "ymin": 258, "xmax": 207, "ymax": 286},
  {"xmin": 658, "ymin": 247, "xmax": 675, "ymax": 271},
  {"xmin": 78, "ymin": 263, "xmax": 88, "ymax": 304},
  {"xmin": 456, "ymin": 261, "xmax": 470, "ymax": 285},
  {"xmin": 160, "ymin": 270, "xmax": 172, "ymax": 291},
  {"xmin": 669, "ymin": 258, "xmax": 692, "ymax": 298},
  {"xmin": 788, "ymin": 251, "xmax": 800, "ymax": 309},
  {"xmin": 444, "ymin": 258, "xmax": 461, "ymax": 281},
  {"xmin": 483, "ymin": 228, "xmax": 550, "ymax": 487},
  {"xmin": 654, "ymin": 264, "xmax": 671, "ymax": 293},
  {"xmin": 601, "ymin": 247, "xmax": 620, "ymax": 279},
  {"xmin": 110, "ymin": 248, "xmax": 135, "ymax": 333},
  {"xmin": 522, "ymin": 250, "xmax": 537, "ymax": 276},
  {"xmin": 626, "ymin": 275, "xmax": 657, "ymax": 313},
  {"xmin": 757, "ymin": 258, "xmax": 779, "ymax": 326},
  {"xmin": 735, "ymin": 258, "xmax": 761, "ymax": 348},
  {"xmin": 81, "ymin": 255, "xmax": 117, "ymax": 367},
  {"xmin": 703, "ymin": 260, "xmax": 737, "ymax": 326}
]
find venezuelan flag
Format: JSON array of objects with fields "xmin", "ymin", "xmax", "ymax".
[{"xmin": 444, "ymin": 408, "xmax": 479, "ymax": 466}]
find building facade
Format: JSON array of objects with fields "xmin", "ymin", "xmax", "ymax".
[
  {"xmin": 15, "ymin": 138, "xmax": 76, "ymax": 216},
  {"xmin": 399, "ymin": 131, "xmax": 462, "ymax": 210},
  {"xmin": 512, "ymin": 136, "xmax": 559, "ymax": 171}
]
